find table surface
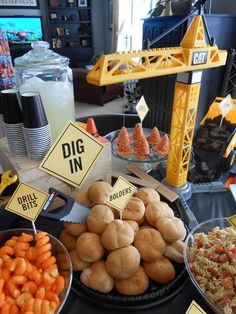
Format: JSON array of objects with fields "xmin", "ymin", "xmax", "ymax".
[{"xmin": 3, "ymin": 161, "xmax": 236, "ymax": 314}]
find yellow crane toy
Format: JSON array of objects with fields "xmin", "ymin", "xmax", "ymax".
[{"xmin": 87, "ymin": 0, "xmax": 228, "ymax": 199}]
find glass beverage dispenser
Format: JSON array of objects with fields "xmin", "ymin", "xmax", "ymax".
[{"xmin": 14, "ymin": 41, "xmax": 75, "ymax": 141}]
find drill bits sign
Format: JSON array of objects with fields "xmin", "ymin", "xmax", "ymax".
[
  {"xmin": 38, "ymin": 121, "xmax": 105, "ymax": 188},
  {"xmin": 5, "ymin": 182, "xmax": 48, "ymax": 222}
]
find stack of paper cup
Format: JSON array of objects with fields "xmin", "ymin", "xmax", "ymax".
[
  {"xmin": 0, "ymin": 94, "xmax": 5, "ymax": 138},
  {"xmin": 21, "ymin": 92, "xmax": 52, "ymax": 160},
  {"xmin": 1, "ymin": 89, "xmax": 27, "ymax": 155}
]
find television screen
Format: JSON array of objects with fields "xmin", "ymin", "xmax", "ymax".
[{"xmin": 0, "ymin": 16, "xmax": 43, "ymax": 46}]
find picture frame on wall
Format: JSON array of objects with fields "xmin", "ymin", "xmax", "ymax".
[
  {"xmin": 0, "ymin": 0, "xmax": 39, "ymax": 8},
  {"xmin": 49, "ymin": 12, "xmax": 58, "ymax": 21},
  {"xmin": 78, "ymin": 0, "xmax": 87, "ymax": 7}
]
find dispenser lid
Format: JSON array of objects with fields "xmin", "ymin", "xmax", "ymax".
[{"xmin": 14, "ymin": 41, "xmax": 68, "ymax": 67}]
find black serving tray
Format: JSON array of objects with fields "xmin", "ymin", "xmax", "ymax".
[
  {"xmin": 72, "ymin": 265, "xmax": 188, "ymax": 311},
  {"xmin": 71, "ymin": 196, "xmax": 194, "ymax": 310}
]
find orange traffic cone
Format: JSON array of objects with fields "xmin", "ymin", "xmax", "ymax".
[
  {"xmin": 147, "ymin": 127, "xmax": 161, "ymax": 145},
  {"xmin": 86, "ymin": 118, "xmax": 99, "ymax": 137},
  {"xmin": 86, "ymin": 117, "xmax": 108, "ymax": 143},
  {"xmin": 224, "ymin": 176, "xmax": 236, "ymax": 189},
  {"xmin": 135, "ymin": 136, "xmax": 150, "ymax": 160},
  {"xmin": 131, "ymin": 123, "xmax": 143, "ymax": 141},
  {"xmin": 117, "ymin": 127, "xmax": 129, "ymax": 146},
  {"xmin": 154, "ymin": 134, "xmax": 170, "ymax": 156},
  {"xmin": 116, "ymin": 130, "xmax": 132, "ymax": 155}
]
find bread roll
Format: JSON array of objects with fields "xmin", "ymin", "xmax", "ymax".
[
  {"xmin": 135, "ymin": 187, "xmax": 160, "ymax": 205},
  {"xmin": 139, "ymin": 226, "xmax": 153, "ymax": 231},
  {"xmin": 136, "ymin": 214, "xmax": 146, "ymax": 226},
  {"xmin": 70, "ymin": 250, "xmax": 91, "ymax": 271},
  {"xmin": 76, "ymin": 232, "xmax": 105, "ymax": 262},
  {"xmin": 59, "ymin": 229, "xmax": 76, "ymax": 252},
  {"xmin": 164, "ymin": 240, "xmax": 184, "ymax": 263},
  {"xmin": 134, "ymin": 228, "xmax": 166, "ymax": 262},
  {"xmin": 122, "ymin": 197, "xmax": 145, "ymax": 222},
  {"xmin": 80, "ymin": 260, "xmax": 114, "ymax": 293},
  {"xmin": 140, "ymin": 219, "xmax": 152, "ymax": 227},
  {"xmin": 160, "ymin": 202, "xmax": 175, "ymax": 218},
  {"xmin": 111, "ymin": 207, "xmax": 120, "ymax": 219},
  {"xmin": 63, "ymin": 222, "xmax": 88, "ymax": 237},
  {"xmin": 124, "ymin": 220, "xmax": 139, "ymax": 235},
  {"xmin": 101, "ymin": 219, "xmax": 134, "ymax": 251},
  {"xmin": 87, "ymin": 204, "xmax": 114, "ymax": 235},
  {"xmin": 145, "ymin": 202, "xmax": 174, "ymax": 226},
  {"xmin": 114, "ymin": 266, "xmax": 149, "ymax": 295},
  {"xmin": 57, "ymin": 252, "xmax": 71, "ymax": 270},
  {"xmin": 178, "ymin": 220, "xmax": 187, "ymax": 241},
  {"xmin": 106, "ymin": 245, "xmax": 140, "ymax": 279},
  {"xmin": 155, "ymin": 217, "xmax": 186, "ymax": 242},
  {"xmin": 143, "ymin": 256, "xmax": 175, "ymax": 284},
  {"xmin": 73, "ymin": 190, "xmax": 92, "ymax": 207},
  {"xmin": 87, "ymin": 181, "xmax": 112, "ymax": 205}
]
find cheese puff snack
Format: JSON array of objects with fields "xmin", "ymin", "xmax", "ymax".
[{"xmin": 0, "ymin": 231, "xmax": 66, "ymax": 314}]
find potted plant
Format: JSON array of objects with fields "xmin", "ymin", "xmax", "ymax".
[
  {"xmin": 148, "ymin": 0, "xmax": 171, "ymax": 17},
  {"xmin": 90, "ymin": 54, "xmax": 102, "ymax": 65}
]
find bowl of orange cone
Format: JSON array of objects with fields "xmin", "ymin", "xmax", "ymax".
[{"xmin": 0, "ymin": 228, "xmax": 72, "ymax": 313}]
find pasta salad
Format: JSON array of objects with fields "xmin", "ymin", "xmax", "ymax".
[{"xmin": 189, "ymin": 226, "xmax": 236, "ymax": 314}]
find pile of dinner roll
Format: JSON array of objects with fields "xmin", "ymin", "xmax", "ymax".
[{"xmin": 59, "ymin": 181, "xmax": 186, "ymax": 296}]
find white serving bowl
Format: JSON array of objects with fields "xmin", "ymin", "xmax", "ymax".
[{"xmin": 184, "ymin": 218, "xmax": 236, "ymax": 314}]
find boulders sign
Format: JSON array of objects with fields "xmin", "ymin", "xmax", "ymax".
[
  {"xmin": 39, "ymin": 121, "xmax": 105, "ymax": 188},
  {"xmin": 0, "ymin": 0, "xmax": 38, "ymax": 6},
  {"xmin": 105, "ymin": 176, "xmax": 136, "ymax": 213}
]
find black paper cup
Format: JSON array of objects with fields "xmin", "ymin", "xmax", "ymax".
[
  {"xmin": 0, "ymin": 95, "xmax": 5, "ymax": 137},
  {"xmin": 0, "ymin": 115, "xmax": 5, "ymax": 138},
  {"xmin": 1, "ymin": 89, "xmax": 22, "ymax": 124},
  {"xmin": 21, "ymin": 92, "xmax": 48, "ymax": 128},
  {"xmin": 0, "ymin": 93, "xmax": 3, "ymax": 114}
]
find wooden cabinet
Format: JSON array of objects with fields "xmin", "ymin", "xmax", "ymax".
[{"xmin": 46, "ymin": 0, "xmax": 94, "ymax": 67}]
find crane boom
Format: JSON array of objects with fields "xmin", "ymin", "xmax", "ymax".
[
  {"xmin": 87, "ymin": 46, "xmax": 227, "ymax": 86},
  {"xmin": 87, "ymin": 16, "xmax": 227, "ymax": 86}
]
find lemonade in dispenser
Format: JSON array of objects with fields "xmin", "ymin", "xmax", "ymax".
[{"xmin": 14, "ymin": 41, "xmax": 75, "ymax": 141}]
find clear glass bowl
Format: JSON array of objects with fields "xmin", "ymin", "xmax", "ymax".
[
  {"xmin": 0, "ymin": 228, "xmax": 72, "ymax": 313},
  {"xmin": 184, "ymin": 218, "xmax": 235, "ymax": 314}
]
